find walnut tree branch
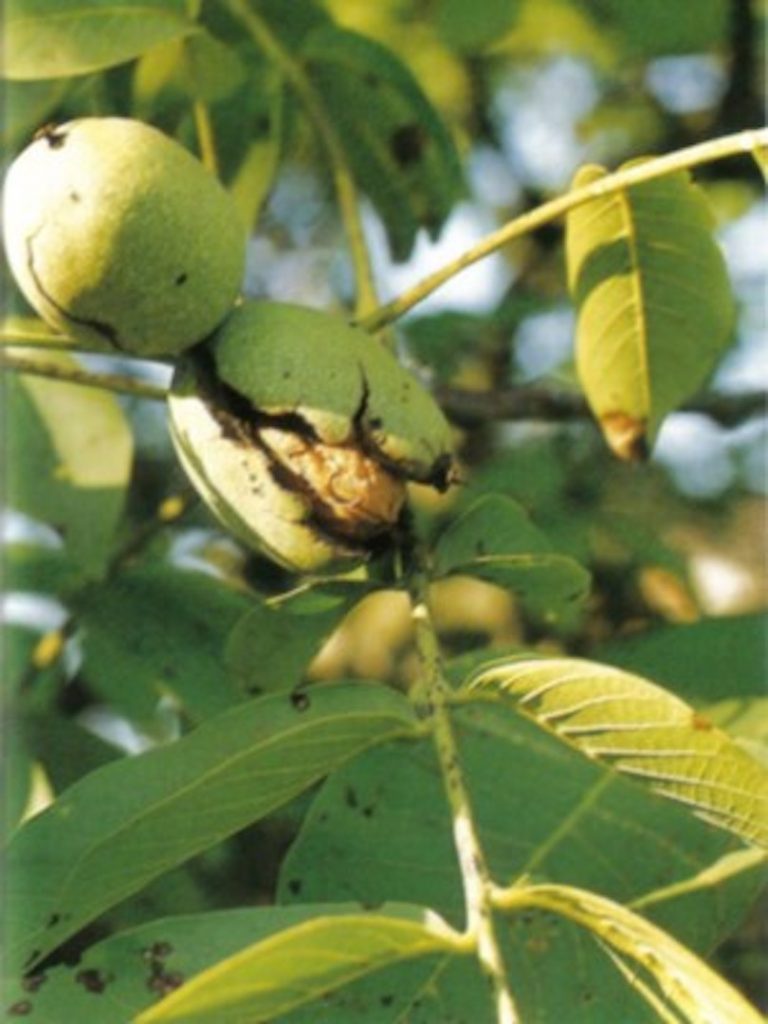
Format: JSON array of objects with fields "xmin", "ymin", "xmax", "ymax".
[{"xmin": 437, "ymin": 384, "xmax": 767, "ymax": 429}]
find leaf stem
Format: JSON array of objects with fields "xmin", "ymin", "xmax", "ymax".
[
  {"xmin": 223, "ymin": 0, "xmax": 378, "ymax": 318},
  {"xmin": 192, "ymin": 99, "xmax": 220, "ymax": 177},
  {"xmin": 1, "ymin": 351, "xmax": 168, "ymax": 401},
  {"xmin": 408, "ymin": 551, "xmax": 520, "ymax": 1024},
  {"xmin": 360, "ymin": 127, "xmax": 768, "ymax": 331}
]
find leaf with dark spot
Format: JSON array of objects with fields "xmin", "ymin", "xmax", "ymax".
[
  {"xmin": 302, "ymin": 25, "xmax": 463, "ymax": 260},
  {"xmin": 390, "ymin": 124, "xmax": 427, "ymax": 167}
]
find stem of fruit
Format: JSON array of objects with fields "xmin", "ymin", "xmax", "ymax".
[
  {"xmin": 0, "ymin": 351, "xmax": 168, "ymax": 401},
  {"xmin": 359, "ymin": 127, "xmax": 768, "ymax": 331},
  {"xmin": 224, "ymin": 0, "xmax": 379, "ymax": 319},
  {"xmin": 409, "ymin": 556, "xmax": 520, "ymax": 1024}
]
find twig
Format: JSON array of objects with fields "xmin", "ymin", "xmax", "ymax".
[
  {"xmin": 408, "ymin": 550, "xmax": 520, "ymax": 1024},
  {"xmin": 0, "ymin": 351, "xmax": 168, "ymax": 401},
  {"xmin": 436, "ymin": 384, "xmax": 768, "ymax": 428},
  {"xmin": 4, "ymin": 350, "xmax": 763, "ymax": 429},
  {"xmin": 224, "ymin": 0, "xmax": 379, "ymax": 318},
  {"xmin": 360, "ymin": 128, "xmax": 768, "ymax": 331}
]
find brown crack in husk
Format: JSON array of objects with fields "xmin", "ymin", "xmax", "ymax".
[
  {"xmin": 192, "ymin": 352, "xmax": 406, "ymax": 549},
  {"xmin": 259, "ymin": 426, "xmax": 406, "ymax": 542}
]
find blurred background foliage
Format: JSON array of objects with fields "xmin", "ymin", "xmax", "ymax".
[{"xmin": 2, "ymin": 0, "xmax": 766, "ymax": 1010}]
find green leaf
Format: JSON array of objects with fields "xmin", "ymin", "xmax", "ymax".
[
  {"xmin": 224, "ymin": 583, "xmax": 366, "ymax": 695},
  {"xmin": 4, "ymin": 0, "xmax": 195, "ymax": 81},
  {"xmin": 703, "ymin": 697, "xmax": 768, "ymax": 757},
  {"xmin": 181, "ymin": 28, "xmax": 245, "ymax": 101},
  {"xmin": 437, "ymin": 0, "xmax": 522, "ymax": 52},
  {"xmin": 132, "ymin": 28, "xmax": 244, "ymax": 108},
  {"xmin": 136, "ymin": 905, "xmax": 465, "ymax": 1022},
  {"xmin": 497, "ymin": 882, "xmax": 763, "ymax": 1024},
  {"xmin": 433, "ymin": 495, "xmax": 591, "ymax": 615},
  {"xmin": 2, "ymin": 905, "xmax": 458, "ymax": 1023},
  {"xmin": 630, "ymin": 846, "xmax": 767, "ymax": 915},
  {"xmin": 3, "ymin": 543, "xmax": 79, "ymax": 595},
  {"xmin": 5, "ymin": 682, "xmax": 418, "ymax": 974},
  {"xmin": 302, "ymin": 25, "xmax": 465, "ymax": 261},
  {"xmin": 280, "ymin": 708, "xmax": 757, "ymax": 1021},
  {"xmin": 4, "ymin": 79, "xmax": 70, "ymax": 147},
  {"xmin": 465, "ymin": 655, "xmax": 768, "ymax": 847},
  {"xmin": 595, "ymin": 613, "xmax": 768, "ymax": 703},
  {"xmin": 566, "ymin": 164, "xmax": 735, "ymax": 459},
  {"xmin": 6, "ymin": 357, "xmax": 133, "ymax": 577},
  {"xmin": 74, "ymin": 565, "xmax": 253, "ymax": 721},
  {"xmin": 579, "ymin": 0, "xmax": 729, "ymax": 56}
]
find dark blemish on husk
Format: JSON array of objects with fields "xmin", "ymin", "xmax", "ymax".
[{"xmin": 35, "ymin": 124, "xmax": 67, "ymax": 149}]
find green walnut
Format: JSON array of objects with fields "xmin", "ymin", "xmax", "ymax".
[
  {"xmin": 168, "ymin": 301, "xmax": 455, "ymax": 572},
  {"xmin": 2, "ymin": 118, "xmax": 245, "ymax": 356}
]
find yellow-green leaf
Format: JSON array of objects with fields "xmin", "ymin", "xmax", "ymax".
[
  {"xmin": 5, "ymin": 0, "xmax": 194, "ymax": 81},
  {"xmin": 566, "ymin": 163, "xmax": 734, "ymax": 459},
  {"xmin": 6, "ymin": 351, "xmax": 133, "ymax": 575},
  {"xmin": 752, "ymin": 142, "xmax": 768, "ymax": 183},
  {"xmin": 136, "ymin": 905, "xmax": 466, "ymax": 1022},
  {"xmin": 497, "ymin": 883, "xmax": 763, "ymax": 1024},
  {"xmin": 465, "ymin": 656, "xmax": 768, "ymax": 847},
  {"xmin": 18, "ymin": 354, "xmax": 132, "ymax": 489}
]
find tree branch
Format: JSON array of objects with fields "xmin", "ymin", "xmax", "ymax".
[
  {"xmin": 1, "ymin": 351, "xmax": 168, "ymax": 401},
  {"xmin": 436, "ymin": 384, "xmax": 767, "ymax": 428},
  {"xmin": 359, "ymin": 128, "xmax": 768, "ymax": 331},
  {"xmin": 3, "ymin": 350, "xmax": 763, "ymax": 429}
]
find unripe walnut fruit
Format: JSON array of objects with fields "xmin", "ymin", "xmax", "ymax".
[
  {"xmin": 168, "ymin": 301, "xmax": 456, "ymax": 573},
  {"xmin": 2, "ymin": 118, "xmax": 246, "ymax": 356}
]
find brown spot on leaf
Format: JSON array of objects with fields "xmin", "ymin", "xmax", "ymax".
[
  {"xmin": 692, "ymin": 712, "xmax": 714, "ymax": 731},
  {"xmin": 75, "ymin": 968, "xmax": 110, "ymax": 994},
  {"xmin": 7, "ymin": 1001, "xmax": 33, "ymax": 1017},
  {"xmin": 600, "ymin": 412, "xmax": 649, "ymax": 462},
  {"xmin": 21, "ymin": 974, "xmax": 46, "ymax": 994}
]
